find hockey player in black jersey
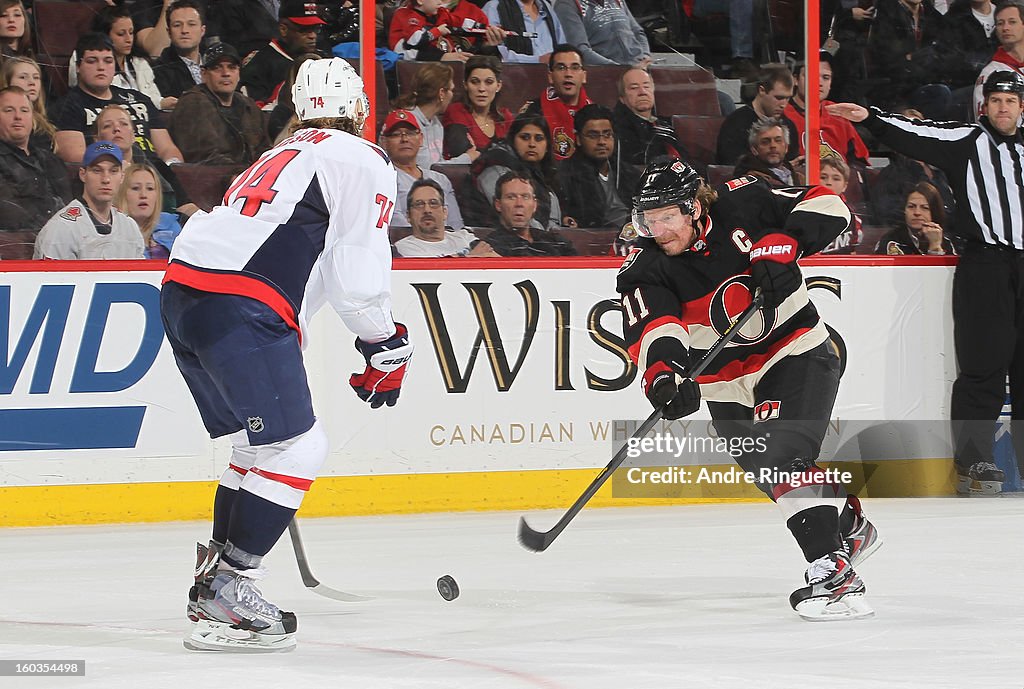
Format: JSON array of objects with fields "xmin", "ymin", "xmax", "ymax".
[{"xmin": 617, "ymin": 159, "xmax": 881, "ymax": 620}]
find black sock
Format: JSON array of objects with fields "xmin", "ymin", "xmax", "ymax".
[
  {"xmin": 212, "ymin": 484, "xmax": 237, "ymax": 545},
  {"xmin": 222, "ymin": 489, "xmax": 296, "ymax": 568},
  {"xmin": 787, "ymin": 505, "xmax": 843, "ymax": 563}
]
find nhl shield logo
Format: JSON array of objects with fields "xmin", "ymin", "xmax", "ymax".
[{"xmin": 247, "ymin": 416, "xmax": 265, "ymax": 433}]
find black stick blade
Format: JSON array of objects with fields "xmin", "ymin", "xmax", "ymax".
[{"xmin": 517, "ymin": 516, "xmax": 554, "ymax": 552}]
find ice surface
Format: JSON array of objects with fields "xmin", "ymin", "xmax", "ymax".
[{"xmin": 0, "ymin": 498, "xmax": 1020, "ymax": 688}]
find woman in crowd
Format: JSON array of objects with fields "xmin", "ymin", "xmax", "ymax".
[
  {"xmin": 394, "ymin": 62, "xmax": 479, "ymax": 167},
  {"xmin": 114, "ymin": 162, "xmax": 183, "ymax": 260},
  {"xmin": 462, "ymin": 113, "xmax": 565, "ymax": 229},
  {"xmin": 0, "ymin": 56, "xmax": 56, "ymax": 150},
  {"xmin": 875, "ymin": 181, "xmax": 958, "ymax": 256},
  {"xmin": 69, "ymin": 5, "xmax": 167, "ymax": 109},
  {"xmin": 441, "ymin": 55, "xmax": 513, "ymax": 153},
  {"xmin": 0, "ymin": 0, "xmax": 32, "ymax": 60}
]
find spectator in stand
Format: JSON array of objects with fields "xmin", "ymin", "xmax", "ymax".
[
  {"xmin": 34, "ymin": 141, "xmax": 145, "ymax": 260},
  {"xmin": 817, "ymin": 156, "xmax": 862, "ymax": 254},
  {"xmin": 734, "ymin": 118, "xmax": 806, "ymax": 187},
  {"xmin": 522, "ymin": 44, "xmax": 593, "ymax": 160},
  {"xmin": 482, "ymin": 0, "xmax": 567, "ymax": 64},
  {"xmin": 783, "ymin": 53, "xmax": 869, "ymax": 166},
  {"xmin": 0, "ymin": 57, "xmax": 56, "ymax": 150},
  {"xmin": 390, "ymin": 0, "xmax": 504, "ymax": 61},
  {"xmin": 379, "ymin": 108, "xmax": 465, "ymax": 229},
  {"xmin": 53, "ymin": 33, "xmax": 185, "ymax": 166},
  {"xmin": 552, "ymin": 0, "xmax": 651, "ymax": 67},
  {"xmin": 441, "ymin": 55, "xmax": 513, "ymax": 152},
  {"xmin": 207, "ymin": 0, "xmax": 278, "ymax": 59},
  {"xmin": 113, "ymin": 162, "xmax": 183, "ymax": 260},
  {"xmin": 558, "ymin": 104, "xmax": 632, "ymax": 229},
  {"xmin": 0, "ymin": 87, "xmax": 71, "ymax": 258},
  {"xmin": 70, "ymin": 6, "xmax": 169, "ymax": 110},
  {"xmin": 268, "ymin": 52, "xmax": 320, "ymax": 143},
  {"xmin": 132, "ymin": 0, "xmax": 194, "ymax": 58},
  {"xmin": 867, "ymin": 0, "xmax": 953, "ymax": 117},
  {"xmin": 690, "ymin": 0, "xmax": 759, "ymax": 82},
  {"xmin": 612, "ymin": 67, "xmax": 684, "ymax": 169},
  {"xmin": 464, "ymin": 113, "xmax": 565, "ymax": 228},
  {"xmin": 485, "ymin": 171, "xmax": 577, "ymax": 255},
  {"xmin": 823, "ymin": 0, "xmax": 876, "ymax": 103},
  {"xmin": 0, "ymin": 0, "xmax": 32, "ymax": 61},
  {"xmin": 240, "ymin": 0, "xmax": 324, "ymax": 109},
  {"xmin": 94, "ymin": 103, "xmax": 200, "ymax": 218},
  {"xmin": 874, "ymin": 181, "xmax": 958, "ymax": 255},
  {"xmin": 973, "ymin": 1, "xmax": 1024, "ymax": 119},
  {"xmin": 716, "ymin": 64, "xmax": 799, "ymax": 165},
  {"xmin": 152, "ymin": 0, "xmax": 208, "ymax": 106},
  {"xmin": 447, "ymin": 0, "xmax": 508, "ymax": 54},
  {"xmin": 169, "ymin": 43, "xmax": 269, "ymax": 166},
  {"xmin": 395, "ymin": 178, "xmax": 498, "ymax": 257},
  {"xmin": 868, "ymin": 105, "xmax": 956, "ymax": 224},
  {"xmin": 394, "ymin": 62, "xmax": 480, "ymax": 166},
  {"xmin": 945, "ymin": 0, "xmax": 999, "ymax": 93}
]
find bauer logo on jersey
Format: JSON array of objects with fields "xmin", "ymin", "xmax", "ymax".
[
  {"xmin": 753, "ymin": 400, "xmax": 781, "ymax": 423},
  {"xmin": 247, "ymin": 416, "xmax": 265, "ymax": 433}
]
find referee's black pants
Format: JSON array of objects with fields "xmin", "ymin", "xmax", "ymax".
[{"xmin": 951, "ymin": 243, "xmax": 1024, "ymax": 471}]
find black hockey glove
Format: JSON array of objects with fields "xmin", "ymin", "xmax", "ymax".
[
  {"xmin": 642, "ymin": 361, "xmax": 701, "ymax": 420},
  {"xmin": 749, "ymin": 233, "xmax": 802, "ymax": 309},
  {"xmin": 350, "ymin": 323, "xmax": 414, "ymax": 408}
]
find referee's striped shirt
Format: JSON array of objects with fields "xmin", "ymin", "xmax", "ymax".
[{"xmin": 864, "ymin": 108, "xmax": 1024, "ymax": 250}]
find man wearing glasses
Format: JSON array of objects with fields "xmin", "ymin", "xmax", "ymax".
[
  {"xmin": 484, "ymin": 171, "xmax": 577, "ymax": 255},
  {"xmin": 395, "ymin": 179, "xmax": 497, "ymax": 257},
  {"xmin": 522, "ymin": 44, "xmax": 592, "ymax": 159},
  {"xmin": 240, "ymin": 0, "xmax": 325, "ymax": 108},
  {"xmin": 558, "ymin": 104, "xmax": 632, "ymax": 229},
  {"xmin": 379, "ymin": 109, "xmax": 465, "ymax": 229}
]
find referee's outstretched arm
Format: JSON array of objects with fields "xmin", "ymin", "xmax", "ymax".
[{"xmin": 827, "ymin": 103, "xmax": 976, "ymax": 171}]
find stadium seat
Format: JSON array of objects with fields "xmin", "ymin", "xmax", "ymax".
[
  {"xmin": 34, "ymin": 0, "xmax": 106, "ymax": 97},
  {"xmin": 673, "ymin": 114, "xmax": 725, "ymax": 172}
]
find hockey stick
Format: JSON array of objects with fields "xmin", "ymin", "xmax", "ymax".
[
  {"xmin": 287, "ymin": 519, "xmax": 373, "ymax": 602},
  {"xmin": 517, "ymin": 294, "xmax": 766, "ymax": 552}
]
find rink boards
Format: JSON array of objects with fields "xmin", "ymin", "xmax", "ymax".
[{"xmin": 0, "ymin": 256, "xmax": 960, "ymax": 525}]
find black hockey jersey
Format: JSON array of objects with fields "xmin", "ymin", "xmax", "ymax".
[{"xmin": 616, "ymin": 176, "xmax": 851, "ymax": 405}]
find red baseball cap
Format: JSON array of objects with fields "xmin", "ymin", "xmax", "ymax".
[
  {"xmin": 381, "ymin": 109, "xmax": 422, "ymax": 135},
  {"xmin": 279, "ymin": 0, "xmax": 327, "ymax": 26}
]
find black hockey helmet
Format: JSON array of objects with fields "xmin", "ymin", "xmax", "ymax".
[
  {"xmin": 631, "ymin": 158, "xmax": 703, "ymax": 236},
  {"xmin": 982, "ymin": 70, "xmax": 1024, "ymax": 99}
]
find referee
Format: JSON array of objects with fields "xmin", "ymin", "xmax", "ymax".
[{"xmin": 830, "ymin": 71, "xmax": 1024, "ymax": 495}]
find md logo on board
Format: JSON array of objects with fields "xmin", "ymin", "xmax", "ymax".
[{"xmin": 1, "ymin": 282, "xmax": 163, "ymax": 452}]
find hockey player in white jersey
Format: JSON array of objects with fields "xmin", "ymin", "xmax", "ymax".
[{"xmin": 160, "ymin": 58, "xmax": 412, "ymax": 653}]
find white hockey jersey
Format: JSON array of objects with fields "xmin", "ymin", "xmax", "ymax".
[{"xmin": 165, "ymin": 127, "xmax": 399, "ymax": 346}]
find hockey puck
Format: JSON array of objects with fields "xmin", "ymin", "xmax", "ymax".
[{"xmin": 437, "ymin": 575, "xmax": 459, "ymax": 601}]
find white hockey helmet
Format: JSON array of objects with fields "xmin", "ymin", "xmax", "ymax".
[{"xmin": 292, "ymin": 58, "xmax": 369, "ymax": 128}]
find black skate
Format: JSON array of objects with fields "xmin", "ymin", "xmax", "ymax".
[
  {"xmin": 956, "ymin": 462, "xmax": 1005, "ymax": 496},
  {"xmin": 842, "ymin": 496, "xmax": 882, "ymax": 567},
  {"xmin": 790, "ymin": 551, "xmax": 874, "ymax": 621},
  {"xmin": 185, "ymin": 568, "xmax": 297, "ymax": 653}
]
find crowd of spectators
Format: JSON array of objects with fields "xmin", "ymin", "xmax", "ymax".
[{"xmin": 0, "ymin": 0, "xmax": 1005, "ymax": 260}]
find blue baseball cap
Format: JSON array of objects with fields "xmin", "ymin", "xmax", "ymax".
[{"xmin": 82, "ymin": 140, "xmax": 123, "ymax": 167}]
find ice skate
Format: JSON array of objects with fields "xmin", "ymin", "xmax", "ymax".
[
  {"xmin": 184, "ymin": 568, "xmax": 297, "ymax": 653},
  {"xmin": 789, "ymin": 551, "xmax": 874, "ymax": 621},
  {"xmin": 842, "ymin": 496, "xmax": 882, "ymax": 567},
  {"xmin": 956, "ymin": 462, "xmax": 1005, "ymax": 496},
  {"xmin": 187, "ymin": 541, "xmax": 222, "ymax": 622}
]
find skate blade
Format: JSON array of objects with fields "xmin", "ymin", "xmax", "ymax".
[
  {"xmin": 957, "ymin": 476, "xmax": 1003, "ymax": 496},
  {"xmin": 184, "ymin": 620, "xmax": 296, "ymax": 653},
  {"xmin": 795, "ymin": 593, "xmax": 875, "ymax": 622}
]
